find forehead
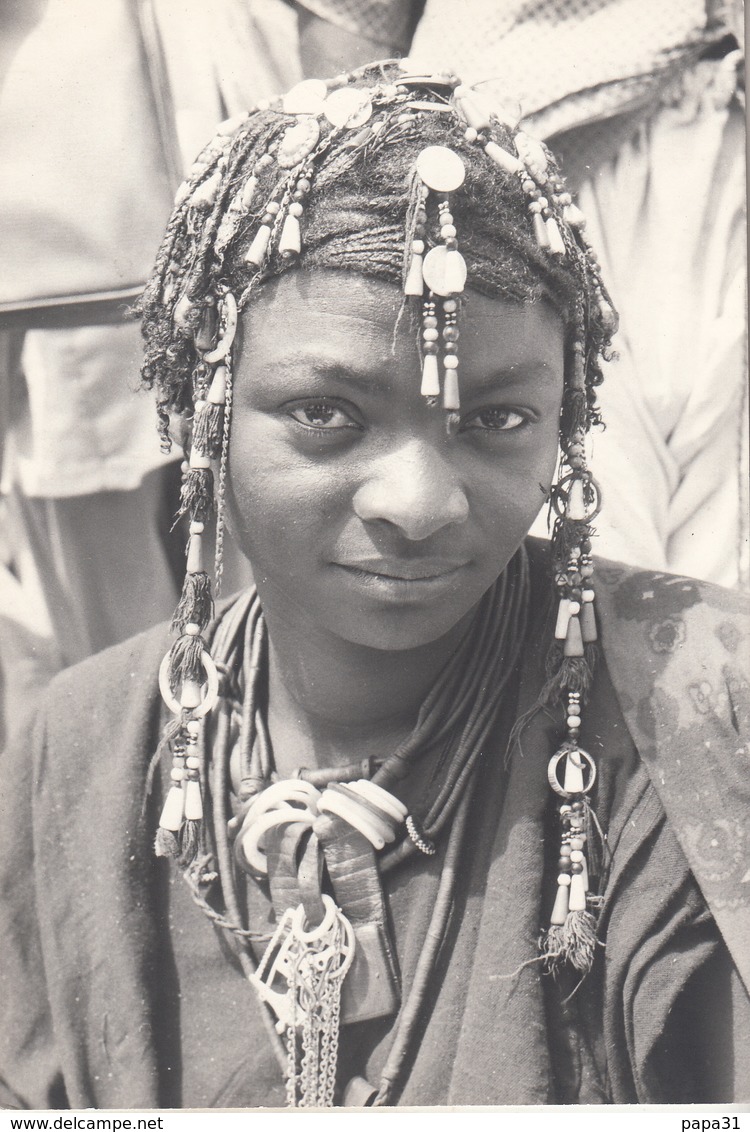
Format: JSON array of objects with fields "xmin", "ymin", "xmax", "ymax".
[{"xmin": 239, "ymin": 271, "xmax": 565, "ymax": 385}]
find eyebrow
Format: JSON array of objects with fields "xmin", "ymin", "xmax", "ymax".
[{"xmin": 268, "ymin": 356, "xmax": 557, "ymax": 397}]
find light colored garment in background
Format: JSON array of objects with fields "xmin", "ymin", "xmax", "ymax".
[{"xmin": 0, "ymin": 0, "xmax": 300, "ymax": 744}]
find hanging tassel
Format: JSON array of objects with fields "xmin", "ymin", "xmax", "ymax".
[
  {"xmin": 155, "ymin": 828, "xmax": 180, "ymax": 858},
  {"xmin": 169, "ymin": 634, "xmax": 205, "ymax": 689},
  {"xmin": 191, "ymin": 402, "xmax": 224, "ymax": 458},
  {"xmin": 179, "ymin": 820, "xmax": 200, "ymax": 866},
  {"xmin": 179, "ymin": 468, "xmax": 214, "ymax": 522},
  {"xmin": 541, "ymin": 910, "xmax": 597, "ymax": 975},
  {"xmin": 172, "ymin": 570, "xmax": 214, "ymax": 633}
]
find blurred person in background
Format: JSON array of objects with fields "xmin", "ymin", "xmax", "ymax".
[{"xmin": 0, "ymin": 0, "xmax": 301, "ymax": 745}]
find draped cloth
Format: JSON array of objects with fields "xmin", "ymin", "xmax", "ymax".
[{"xmin": 0, "ymin": 544, "xmax": 748, "ymax": 1108}]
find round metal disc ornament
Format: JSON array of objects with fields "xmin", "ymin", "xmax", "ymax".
[
  {"xmin": 547, "ymin": 747, "xmax": 597, "ymax": 798},
  {"xmin": 422, "ymin": 245, "xmax": 467, "ymax": 297},
  {"xmin": 416, "ymin": 145, "xmax": 466, "ymax": 192},
  {"xmin": 283, "ymin": 79, "xmax": 328, "ymax": 116},
  {"xmin": 277, "ymin": 117, "xmax": 321, "ymax": 168},
  {"xmin": 324, "ymin": 87, "xmax": 373, "ymax": 128}
]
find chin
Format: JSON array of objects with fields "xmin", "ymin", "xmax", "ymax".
[{"xmin": 327, "ymin": 595, "xmax": 478, "ymax": 653}]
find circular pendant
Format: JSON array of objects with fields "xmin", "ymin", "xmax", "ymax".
[
  {"xmin": 282, "ymin": 78, "xmax": 328, "ymax": 116},
  {"xmin": 547, "ymin": 747, "xmax": 597, "ymax": 798},
  {"xmin": 277, "ymin": 117, "xmax": 321, "ymax": 168},
  {"xmin": 416, "ymin": 145, "xmax": 466, "ymax": 192},
  {"xmin": 422, "ymin": 245, "xmax": 467, "ymax": 296},
  {"xmin": 324, "ymin": 87, "xmax": 372, "ymax": 129}
]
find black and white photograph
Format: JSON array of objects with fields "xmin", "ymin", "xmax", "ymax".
[{"xmin": 0, "ymin": 0, "xmax": 747, "ymax": 1117}]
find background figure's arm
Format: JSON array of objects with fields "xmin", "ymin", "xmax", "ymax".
[{"xmin": 291, "ymin": 0, "xmax": 422, "ymax": 77}]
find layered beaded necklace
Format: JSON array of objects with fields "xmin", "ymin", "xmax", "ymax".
[{"xmin": 170, "ymin": 547, "xmax": 530, "ymax": 1105}]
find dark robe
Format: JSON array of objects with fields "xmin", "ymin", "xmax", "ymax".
[{"xmin": 1, "ymin": 545, "xmax": 749, "ymax": 1108}]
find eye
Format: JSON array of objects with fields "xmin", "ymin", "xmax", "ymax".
[
  {"xmin": 287, "ymin": 400, "xmax": 361, "ymax": 431},
  {"xmin": 463, "ymin": 407, "xmax": 530, "ymax": 432}
]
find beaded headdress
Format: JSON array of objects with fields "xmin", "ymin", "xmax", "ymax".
[{"xmin": 138, "ymin": 60, "xmax": 617, "ymax": 1105}]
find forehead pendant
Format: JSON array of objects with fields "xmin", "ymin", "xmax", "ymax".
[{"xmin": 406, "ymin": 145, "xmax": 467, "ymax": 427}]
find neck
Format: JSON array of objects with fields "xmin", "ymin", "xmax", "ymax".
[{"xmin": 257, "ymin": 594, "xmax": 474, "ymax": 777}]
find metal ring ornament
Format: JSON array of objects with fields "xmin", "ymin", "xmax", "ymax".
[
  {"xmin": 291, "ymin": 896, "xmax": 356, "ymax": 981},
  {"xmin": 158, "ymin": 649, "xmax": 220, "ymax": 718},
  {"xmin": 547, "ymin": 747, "xmax": 597, "ymax": 798},
  {"xmin": 551, "ymin": 473, "xmax": 603, "ymax": 522}
]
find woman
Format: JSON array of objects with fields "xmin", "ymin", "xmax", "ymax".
[{"xmin": 1, "ymin": 62, "xmax": 748, "ymax": 1109}]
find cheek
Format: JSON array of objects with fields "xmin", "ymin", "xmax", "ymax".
[{"xmin": 223, "ymin": 413, "xmax": 348, "ymax": 565}]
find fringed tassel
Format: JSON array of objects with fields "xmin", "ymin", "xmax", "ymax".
[
  {"xmin": 192, "ymin": 401, "xmax": 224, "ymax": 458},
  {"xmin": 169, "ymin": 634, "xmax": 205, "ymax": 689},
  {"xmin": 171, "ymin": 571, "xmax": 214, "ymax": 633},
  {"xmin": 155, "ymin": 827, "xmax": 180, "ymax": 858},
  {"xmin": 179, "ymin": 820, "xmax": 201, "ymax": 866},
  {"xmin": 179, "ymin": 468, "xmax": 214, "ymax": 522},
  {"xmin": 542, "ymin": 649, "xmax": 594, "ymax": 704},
  {"xmin": 541, "ymin": 911, "xmax": 597, "ymax": 974}
]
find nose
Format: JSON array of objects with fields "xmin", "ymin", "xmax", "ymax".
[{"xmin": 352, "ymin": 438, "xmax": 469, "ymax": 541}]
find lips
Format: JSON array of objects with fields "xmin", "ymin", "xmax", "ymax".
[{"xmin": 334, "ymin": 559, "xmax": 467, "ymax": 582}]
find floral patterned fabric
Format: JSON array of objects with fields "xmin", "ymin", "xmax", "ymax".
[{"xmin": 595, "ymin": 561, "xmax": 750, "ymax": 988}]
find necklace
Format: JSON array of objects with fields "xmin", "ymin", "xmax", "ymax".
[{"xmin": 175, "ymin": 546, "xmax": 531, "ymax": 1105}]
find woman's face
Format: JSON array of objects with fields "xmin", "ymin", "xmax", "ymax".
[{"xmin": 226, "ymin": 271, "xmax": 564, "ymax": 651}]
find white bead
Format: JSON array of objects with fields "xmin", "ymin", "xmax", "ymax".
[
  {"xmin": 420, "ymin": 355, "xmax": 440, "ymax": 398},
  {"xmin": 184, "ymin": 623, "xmax": 201, "ymax": 636},
  {"xmin": 411, "ymin": 239, "xmax": 425, "ymax": 254},
  {"xmin": 186, "ymin": 720, "xmax": 200, "ymax": 737},
  {"xmin": 170, "ymin": 767, "xmax": 185, "ymax": 782},
  {"xmin": 184, "ymin": 779, "xmax": 203, "ymax": 822},
  {"xmin": 189, "ymin": 521, "xmax": 205, "ymax": 534},
  {"xmin": 245, "ymin": 224, "xmax": 272, "ymax": 267},
  {"xmin": 569, "ymin": 873, "xmax": 587, "ymax": 911},
  {"xmin": 567, "ymin": 716, "xmax": 581, "ymax": 729},
  {"xmin": 443, "ymin": 355, "xmax": 458, "ymax": 370},
  {"xmin": 568, "ymin": 600, "xmax": 581, "ymax": 615},
  {"xmin": 570, "ymin": 850, "xmax": 584, "ymax": 863},
  {"xmin": 159, "ymin": 785, "xmax": 185, "ymax": 832},
  {"xmin": 186, "ymin": 755, "xmax": 200, "ymax": 770},
  {"xmin": 582, "ymin": 589, "xmax": 595, "ymax": 602},
  {"xmin": 484, "ymin": 140, "xmax": 523, "ymax": 175},
  {"xmin": 440, "ymin": 224, "xmax": 457, "ymax": 239},
  {"xmin": 557, "ymin": 873, "xmax": 571, "ymax": 887},
  {"xmin": 442, "ymin": 369, "xmax": 460, "ymax": 411}
]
